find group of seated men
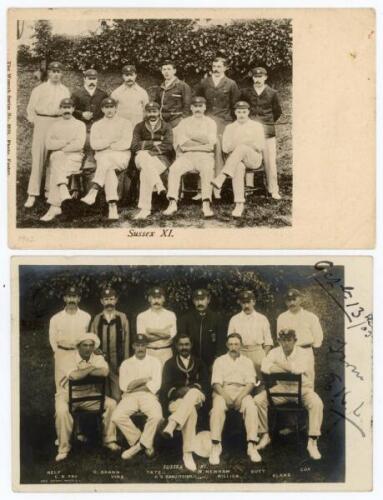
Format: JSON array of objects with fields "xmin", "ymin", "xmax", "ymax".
[
  {"xmin": 51, "ymin": 284, "xmax": 324, "ymax": 471},
  {"xmin": 24, "ymin": 57, "xmax": 283, "ymax": 222}
]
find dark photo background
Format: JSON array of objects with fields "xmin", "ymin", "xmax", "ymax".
[{"xmin": 18, "ymin": 264, "xmax": 345, "ymax": 484}]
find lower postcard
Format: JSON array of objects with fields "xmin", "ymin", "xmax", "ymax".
[{"xmin": 11, "ymin": 255, "xmax": 373, "ymax": 491}]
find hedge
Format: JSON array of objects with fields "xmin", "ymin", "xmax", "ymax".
[{"xmin": 18, "ymin": 18, "xmax": 292, "ymax": 78}]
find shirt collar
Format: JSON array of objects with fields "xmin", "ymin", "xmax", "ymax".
[
  {"xmin": 162, "ymin": 77, "xmax": 178, "ymax": 89},
  {"xmin": 76, "ymin": 351, "xmax": 94, "ymax": 364},
  {"xmin": 253, "ymin": 84, "xmax": 266, "ymax": 95}
]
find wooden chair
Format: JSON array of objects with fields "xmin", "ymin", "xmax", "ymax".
[{"xmin": 262, "ymin": 372, "xmax": 308, "ymax": 450}]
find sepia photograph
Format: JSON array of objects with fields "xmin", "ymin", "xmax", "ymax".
[{"xmin": 12, "ymin": 256, "xmax": 372, "ymax": 491}]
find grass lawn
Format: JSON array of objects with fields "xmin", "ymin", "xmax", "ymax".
[{"xmin": 16, "ymin": 68, "xmax": 292, "ymax": 229}]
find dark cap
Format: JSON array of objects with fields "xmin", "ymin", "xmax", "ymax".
[
  {"xmin": 286, "ymin": 288, "xmax": 303, "ymax": 300},
  {"xmin": 234, "ymin": 101, "xmax": 250, "ymax": 110},
  {"xmin": 251, "ymin": 67, "xmax": 267, "ymax": 76},
  {"xmin": 101, "ymin": 287, "xmax": 117, "ymax": 299},
  {"xmin": 101, "ymin": 97, "xmax": 117, "ymax": 108},
  {"xmin": 84, "ymin": 68, "xmax": 98, "ymax": 77},
  {"xmin": 134, "ymin": 334, "xmax": 148, "ymax": 345},
  {"xmin": 191, "ymin": 96, "xmax": 207, "ymax": 105},
  {"xmin": 64, "ymin": 285, "xmax": 80, "ymax": 296},
  {"xmin": 59, "ymin": 98, "xmax": 74, "ymax": 107},
  {"xmin": 193, "ymin": 288, "xmax": 210, "ymax": 299},
  {"xmin": 122, "ymin": 64, "xmax": 136, "ymax": 75},
  {"xmin": 148, "ymin": 286, "xmax": 165, "ymax": 298},
  {"xmin": 145, "ymin": 101, "xmax": 160, "ymax": 111},
  {"xmin": 48, "ymin": 61, "xmax": 63, "ymax": 71},
  {"xmin": 238, "ymin": 290, "xmax": 255, "ymax": 302},
  {"xmin": 278, "ymin": 329, "xmax": 297, "ymax": 341}
]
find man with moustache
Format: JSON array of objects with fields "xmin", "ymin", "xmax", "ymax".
[
  {"xmin": 39, "ymin": 98, "xmax": 86, "ymax": 222},
  {"xmin": 90, "ymin": 287, "xmax": 130, "ymax": 401},
  {"xmin": 277, "ymin": 289, "xmax": 323, "ymax": 386},
  {"xmin": 131, "ymin": 101, "xmax": 174, "ymax": 220},
  {"xmin": 177, "ymin": 289, "xmax": 224, "ymax": 370},
  {"xmin": 161, "ymin": 334, "xmax": 210, "ymax": 472},
  {"xmin": 80, "ymin": 97, "xmax": 133, "ymax": 220},
  {"xmin": 136, "ymin": 287, "xmax": 177, "ymax": 365},
  {"xmin": 112, "ymin": 335, "xmax": 163, "ymax": 460},
  {"xmin": 49, "ymin": 285, "xmax": 91, "ymax": 392},
  {"xmin": 54, "ymin": 332, "xmax": 120, "ymax": 462},
  {"xmin": 194, "ymin": 57, "xmax": 240, "ymax": 195},
  {"xmin": 25, "ymin": 61, "xmax": 70, "ymax": 208},
  {"xmin": 211, "ymin": 101, "xmax": 266, "ymax": 218},
  {"xmin": 241, "ymin": 67, "xmax": 282, "ymax": 200},
  {"xmin": 227, "ymin": 290, "xmax": 273, "ymax": 378},
  {"xmin": 163, "ymin": 96, "xmax": 217, "ymax": 218},
  {"xmin": 111, "ymin": 64, "xmax": 149, "ymax": 128}
]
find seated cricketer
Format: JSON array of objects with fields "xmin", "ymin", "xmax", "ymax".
[
  {"xmin": 211, "ymin": 101, "xmax": 266, "ymax": 219},
  {"xmin": 54, "ymin": 332, "xmax": 120, "ymax": 462},
  {"xmin": 131, "ymin": 101, "xmax": 174, "ymax": 220},
  {"xmin": 253, "ymin": 329, "xmax": 323, "ymax": 460},
  {"xmin": 40, "ymin": 98, "xmax": 86, "ymax": 222},
  {"xmin": 81, "ymin": 97, "xmax": 132, "ymax": 220},
  {"xmin": 209, "ymin": 333, "xmax": 262, "ymax": 465},
  {"xmin": 163, "ymin": 96, "xmax": 217, "ymax": 218},
  {"xmin": 112, "ymin": 335, "xmax": 163, "ymax": 460},
  {"xmin": 161, "ymin": 334, "xmax": 210, "ymax": 472}
]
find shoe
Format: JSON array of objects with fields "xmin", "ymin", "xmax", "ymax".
[
  {"xmin": 81, "ymin": 189, "xmax": 98, "ymax": 206},
  {"xmin": 192, "ymin": 193, "xmax": 202, "ymax": 201},
  {"xmin": 270, "ymin": 191, "xmax": 281, "ymax": 200},
  {"xmin": 76, "ymin": 433, "xmax": 88, "ymax": 443},
  {"xmin": 256, "ymin": 433, "xmax": 271, "ymax": 450},
  {"xmin": 104, "ymin": 442, "xmax": 121, "ymax": 452},
  {"xmin": 121, "ymin": 442, "xmax": 142, "ymax": 460},
  {"xmin": 202, "ymin": 202, "xmax": 213, "ymax": 218},
  {"xmin": 24, "ymin": 195, "xmax": 36, "ymax": 208},
  {"xmin": 55, "ymin": 438, "xmax": 59, "ymax": 446},
  {"xmin": 40, "ymin": 206, "xmax": 62, "ymax": 222},
  {"xmin": 55, "ymin": 452, "xmax": 68, "ymax": 462},
  {"xmin": 232, "ymin": 203, "xmax": 244, "ymax": 218},
  {"xmin": 247, "ymin": 443, "xmax": 262, "ymax": 463},
  {"xmin": 163, "ymin": 201, "xmax": 177, "ymax": 216},
  {"xmin": 183, "ymin": 452, "xmax": 197, "ymax": 472},
  {"xmin": 108, "ymin": 203, "xmax": 119, "ymax": 220},
  {"xmin": 133, "ymin": 209, "xmax": 150, "ymax": 220},
  {"xmin": 211, "ymin": 174, "xmax": 226, "ymax": 190},
  {"xmin": 144, "ymin": 447, "xmax": 155, "ymax": 458},
  {"xmin": 307, "ymin": 438, "xmax": 321, "ymax": 460},
  {"xmin": 209, "ymin": 442, "xmax": 222, "ymax": 465}
]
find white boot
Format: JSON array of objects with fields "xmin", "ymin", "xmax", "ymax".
[
  {"xmin": 307, "ymin": 438, "xmax": 321, "ymax": 460},
  {"xmin": 121, "ymin": 442, "xmax": 142, "ymax": 460},
  {"xmin": 202, "ymin": 201, "xmax": 213, "ymax": 218},
  {"xmin": 24, "ymin": 195, "xmax": 36, "ymax": 208},
  {"xmin": 183, "ymin": 452, "xmax": 197, "ymax": 472},
  {"xmin": 40, "ymin": 206, "xmax": 62, "ymax": 222},
  {"xmin": 55, "ymin": 452, "xmax": 68, "ymax": 462},
  {"xmin": 108, "ymin": 203, "xmax": 119, "ymax": 220},
  {"xmin": 163, "ymin": 200, "xmax": 177, "ymax": 216},
  {"xmin": 232, "ymin": 202, "xmax": 244, "ymax": 218},
  {"xmin": 134, "ymin": 209, "xmax": 151, "ymax": 220},
  {"xmin": 81, "ymin": 188, "xmax": 98, "ymax": 205},
  {"xmin": 270, "ymin": 191, "xmax": 281, "ymax": 200},
  {"xmin": 247, "ymin": 442, "xmax": 262, "ymax": 463}
]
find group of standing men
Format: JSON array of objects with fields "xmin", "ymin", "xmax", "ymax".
[
  {"xmin": 24, "ymin": 57, "xmax": 283, "ymax": 222},
  {"xmin": 50, "ymin": 283, "xmax": 324, "ymax": 472}
]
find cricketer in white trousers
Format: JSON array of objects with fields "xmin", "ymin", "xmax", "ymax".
[
  {"xmin": 221, "ymin": 119, "xmax": 266, "ymax": 203},
  {"xmin": 263, "ymin": 137, "xmax": 278, "ymax": 196},
  {"xmin": 253, "ymin": 345, "xmax": 323, "ymax": 437},
  {"xmin": 26, "ymin": 80, "xmax": 70, "ymax": 196},
  {"xmin": 135, "ymin": 151, "xmax": 167, "ymax": 210},
  {"xmin": 90, "ymin": 116, "xmax": 133, "ymax": 201},
  {"xmin": 168, "ymin": 387, "xmax": 205, "ymax": 452}
]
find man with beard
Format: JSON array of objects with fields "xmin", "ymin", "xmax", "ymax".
[
  {"xmin": 227, "ymin": 290, "xmax": 273, "ymax": 378},
  {"xmin": 24, "ymin": 61, "xmax": 70, "ymax": 209},
  {"xmin": 161, "ymin": 334, "xmax": 210, "ymax": 472},
  {"xmin": 136, "ymin": 286, "xmax": 177, "ymax": 365},
  {"xmin": 194, "ymin": 57, "xmax": 240, "ymax": 196},
  {"xmin": 49, "ymin": 285, "xmax": 91, "ymax": 392},
  {"xmin": 150, "ymin": 61, "xmax": 191, "ymax": 129},
  {"xmin": 112, "ymin": 335, "xmax": 163, "ymax": 460},
  {"xmin": 177, "ymin": 289, "xmax": 224, "ymax": 370},
  {"xmin": 253, "ymin": 329, "xmax": 323, "ymax": 460},
  {"xmin": 80, "ymin": 97, "xmax": 133, "ymax": 220},
  {"xmin": 209, "ymin": 333, "xmax": 261, "ymax": 465},
  {"xmin": 54, "ymin": 332, "xmax": 120, "ymax": 462},
  {"xmin": 241, "ymin": 67, "xmax": 282, "ymax": 199},
  {"xmin": 90, "ymin": 287, "xmax": 130, "ymax": 401},
  {"xmin": 131, "ymin": 101, "xmax": 174, "ymax": 220},
  {"xmin": 211, "ymin": 101, "xmax": 266, "ymax": 218},
  {"xmin": 39, "ymin": 98, "xmax": 86, "ymax": 222},
  {"xmin": 111, "ymin": 65, "xmax": 149, "ymax": 128},
  {"xmin": 276, "ymin": 289, "xmax": 323, "ymax": 386},
  {"xmin": 163, "ymin": 96, "xmax": 217, "ymax": 218}
]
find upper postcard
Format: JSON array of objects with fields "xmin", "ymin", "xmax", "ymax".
[{"xmin": 7, "ymin": 8, "xmax": 375, "ymax": 249}]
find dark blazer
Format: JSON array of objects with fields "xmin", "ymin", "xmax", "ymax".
[
  {"xmin": 194, "ymin": 76, "xmax": 240, "ymax": 123},
  {"xmin": 150, "ymin": 78, "xmax": 192, "ymax": 128},
  {"xmin": 72, "ymin": 86, "xmax": 108, "ymax": 131},
  {"xmin": 131, "ymin": 119, "xmax": 174, "ymax": 167},
  {"xmin": 240, "ymin": 84, "xmax": 282, "ymax": 138}
]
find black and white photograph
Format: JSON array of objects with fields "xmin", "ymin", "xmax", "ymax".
[{"xmin": 12, "ymin": 256, "xmax": 372, "ymax": 491}]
